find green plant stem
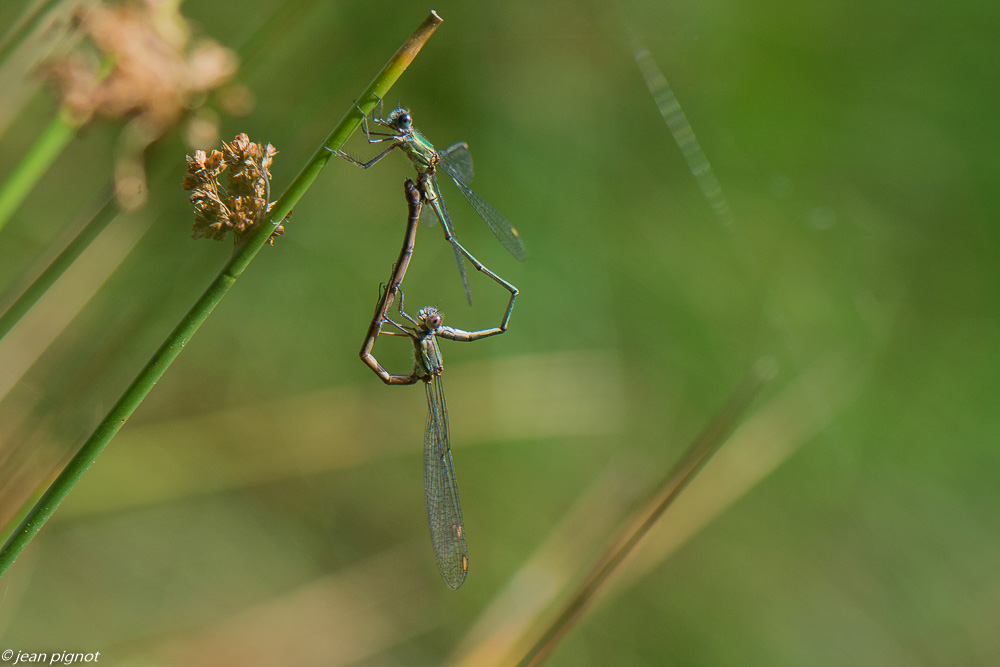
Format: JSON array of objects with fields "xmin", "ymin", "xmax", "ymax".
[
  {"xmin": 0, "ymin": 107, "xmax": 79, "ymax": 235},
  {"xmin": 0, "ymin": 56, "xmax": 115, "ymax": 236},
  {"xmin": 0, "ymin": 192, "xmax": 117, "ymax": 341},
  {"xmin": 0, "ymin": 10, "xmax": 443, "ymax": 579},
  {"xmin": 517, "ymin": 360, "xmax": 774, "ymax": 667}
]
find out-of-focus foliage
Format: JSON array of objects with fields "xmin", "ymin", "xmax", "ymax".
[{"xmin": 0, "ymin": 0, "xmax": 997, "ymax": 665}]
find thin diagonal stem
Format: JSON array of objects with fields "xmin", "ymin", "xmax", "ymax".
[
  {"xmin": 0, "ymin": 191, "xmax": 117, "ymax": 341},
  {"xmin": 0, "ymin": 56, "xmax": 114, "ymax": 236},
  {"xmin": 518, "ymin": 361, "xmax": 773, "ymax": 667},
  {"xmin": 0, "ymin": 10, "xmax": 443, "ymax": 579},
  {"xmin": 0, "ymin": 107, "xmax": 79, "ymax": 235}
]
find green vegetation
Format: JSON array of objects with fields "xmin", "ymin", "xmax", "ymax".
[{"xmin": 0, "ymin": 1, "xmax": 996, "ymax": 665}]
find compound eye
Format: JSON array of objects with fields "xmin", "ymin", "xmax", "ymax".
[{"xmin": 427, "ymin": 313, "xmax": 442, "ymax": 328}]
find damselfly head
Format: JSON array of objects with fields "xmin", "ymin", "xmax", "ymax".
[
  {"xmin": 418, "ymin": 306, "xmax": 443, "ymax": 330},
  {"xmin": 387, "ymin": 108, "xmax": 412, "ymax": 132}
]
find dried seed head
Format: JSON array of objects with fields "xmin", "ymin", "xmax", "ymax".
[{"xmin": 184, "ymin": 135, "xmax": 279, "ymax": 244}]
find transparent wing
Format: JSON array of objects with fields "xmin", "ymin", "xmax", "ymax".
[
  {"xmin": 438, "ymin": 142, "xmax": 474, "ymax": 183},
  {"xmin": 427, "ymin": 173, "xmax": 472, "ymax": 304},
  {"xmin": 418, "ymin": 194, "xmax": 436, "ymax": 228},
  {"xmin": 437, "ymin": 157, "xmax": 526, "ymax": 262},
  {"xmin": 424, "ymin": 375, "xmax": 469, "ymax": 589}
]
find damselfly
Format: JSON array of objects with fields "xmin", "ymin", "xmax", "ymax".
[
  {"xmin": 360, "ymin": 178, "xmax": 516, "ymax": 588},
  {"xmin": 337, "ymin": 100, "xmax": 524, "ymax": 305}
]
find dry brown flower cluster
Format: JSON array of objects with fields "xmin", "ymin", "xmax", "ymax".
[
  {"xmin": 48, "ymin": 1, "xmax": 237, "ymax": 126},
  {"xmin": 183, "ymin": 134, "xmax": 281, "ymax": 244},
  {"xmin": 45, "ymin": 0, "xmax": 242, "ymax": 209}
]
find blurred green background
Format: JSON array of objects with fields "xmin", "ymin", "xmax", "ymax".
[{"xmin": 0, "ymin": 0, "xmax": 998, "ymax": 665}]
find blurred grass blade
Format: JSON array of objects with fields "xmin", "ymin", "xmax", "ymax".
[
  {"xmin": 633, "ymin": 41, "xmax": 733, "ymax": 226},
  {"xmin": 0, "ymin": 106, "xmax": 81, "ymax": 235},
  {"xmin": 0, "ymin": 56, "xmax": 113, "ymax": 236},
  {"xmin": 453, "ymin": 353, "xmax": 860, "ymax": 667},
  {"xmin": 516, "ymin": 360, "xmax": 775, "ymax": 667},
  {"xmin": 128, "ymin": 546, "xmax": 437, "ymax": 666},
  {"xmin": 0, "ymin": 205, "xmax": 149, "ymax": 406},
  {"xmin": 0, "ymin": 0, "xmax": 90, "ymax": 136},
  {"xmin": 0, "ymin": 191, "xmax": 116, "ymax": 341},
  {"xmin": 0, "ymin": 10, "xmax": 444, "ymax": 580}
]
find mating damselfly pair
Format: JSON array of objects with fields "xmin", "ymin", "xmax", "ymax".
[{"xmin": 337, "ymin": 102, "xmax": 522, "ymax": 588}]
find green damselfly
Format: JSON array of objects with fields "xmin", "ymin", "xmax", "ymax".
[
  {"xmin": 337, "ymin": 101, "xmax": 524, "ymax": 305},
  {"xmin": 360, "ymin": 178, "xmax": 515, "ymax": 588}
]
